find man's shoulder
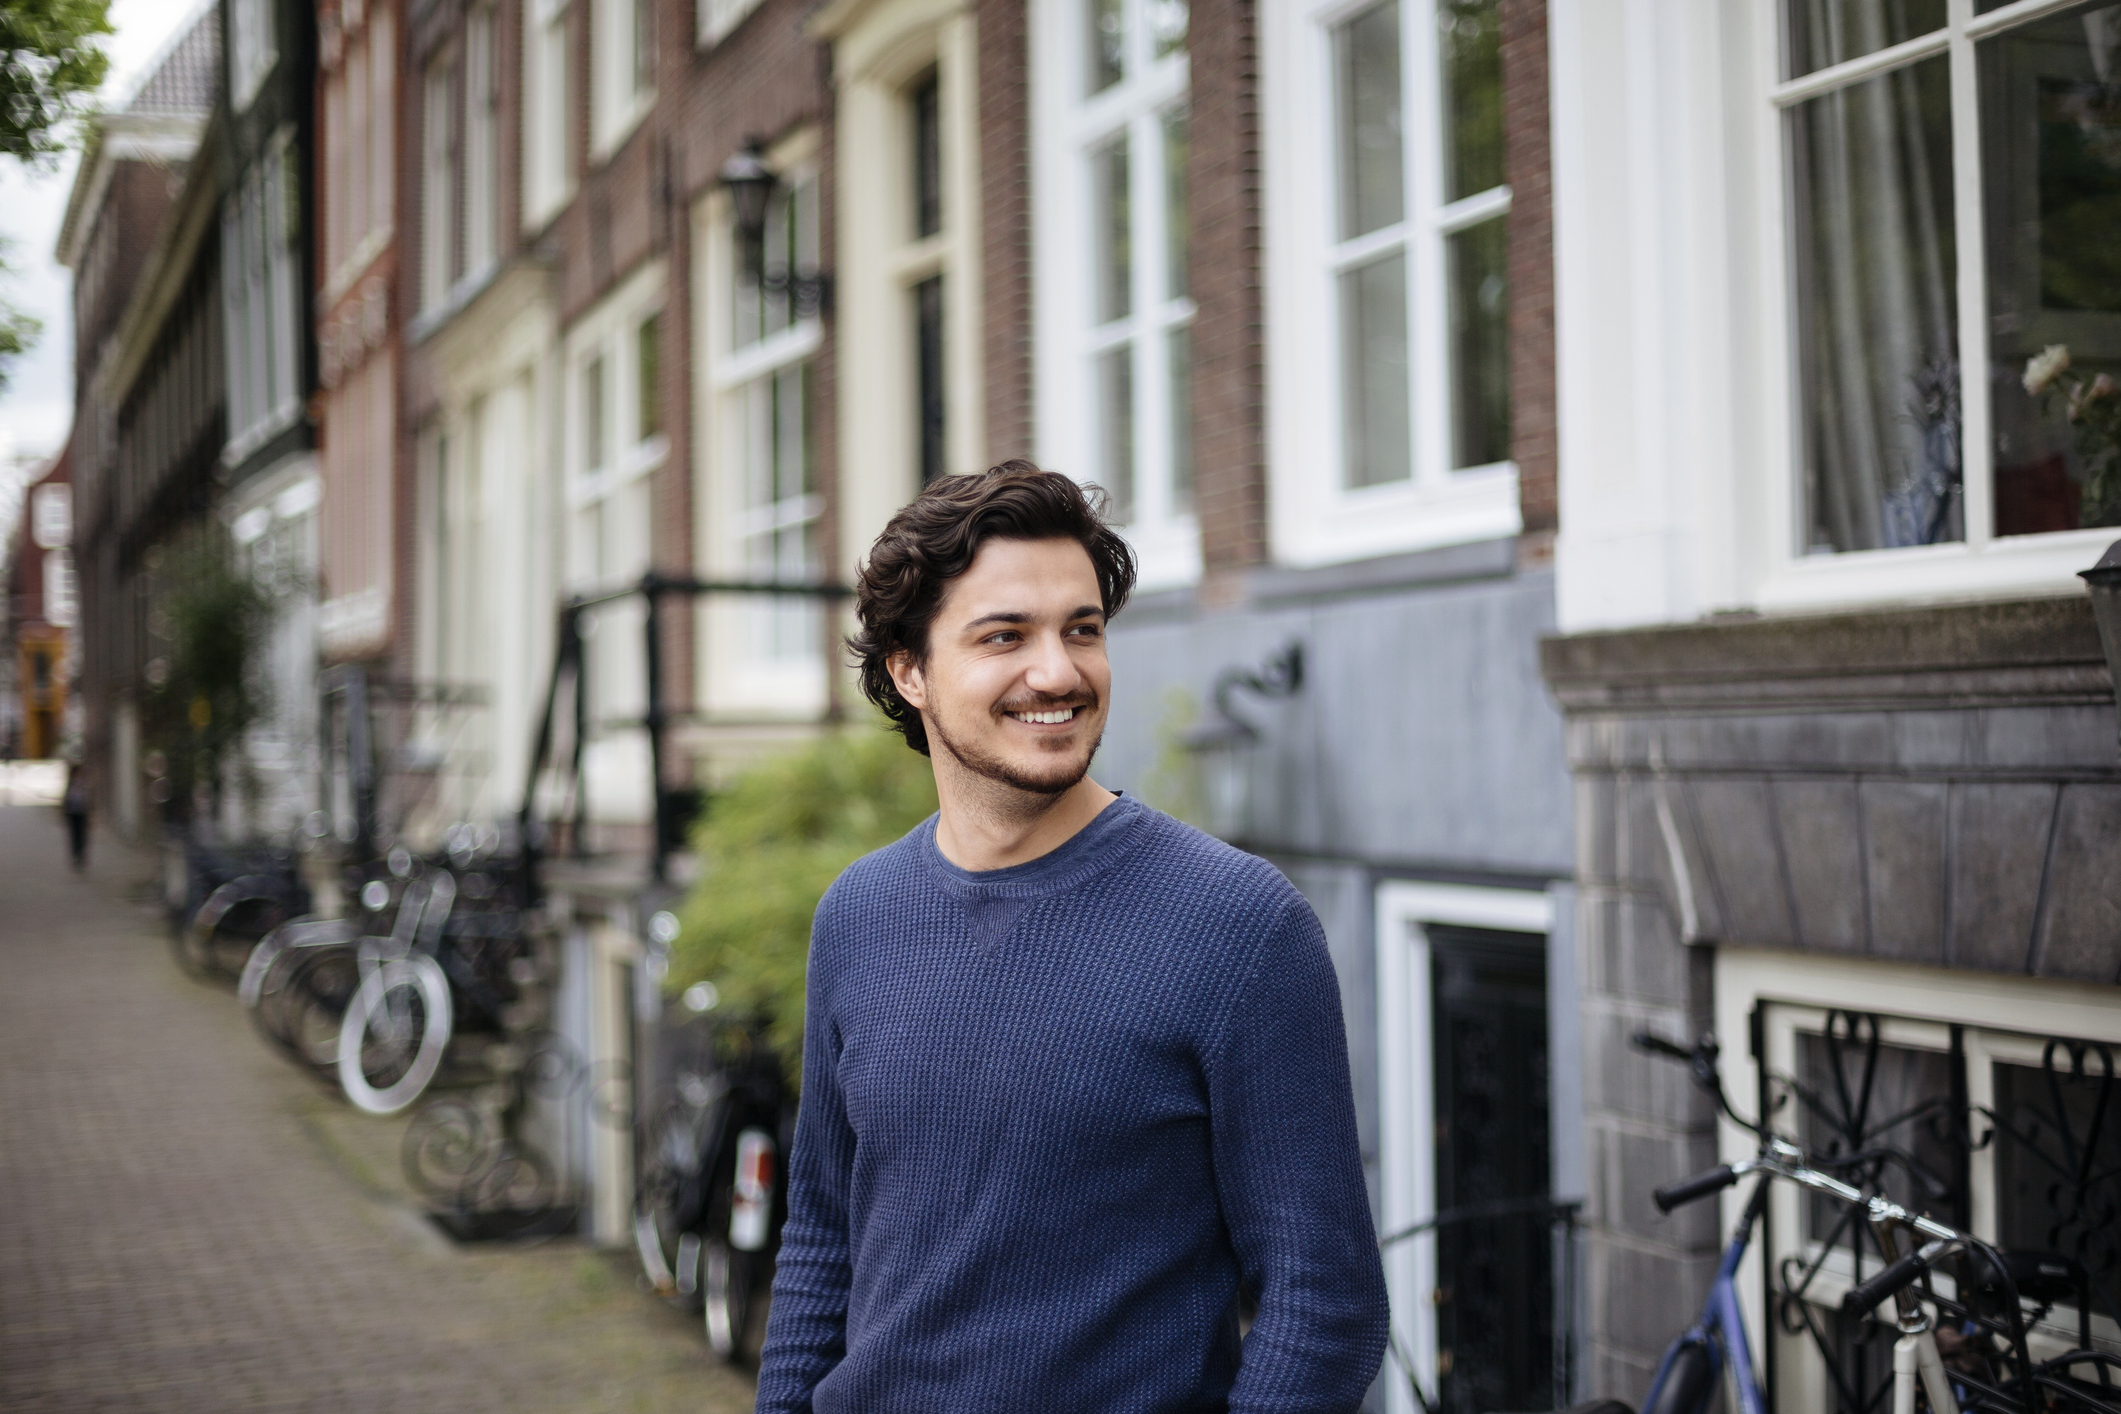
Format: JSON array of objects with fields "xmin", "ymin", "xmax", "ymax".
[
  {"xmin": 815, "ymin": 818, "xmax": 936, "ymax": 922},
  {"xmin": 1124, "ymin": 805, "xmax": 1309, "ymax": 923}
]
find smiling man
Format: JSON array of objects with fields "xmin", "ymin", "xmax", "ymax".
[{"xmin": 754, "ymin": 462, "xmax": 1388, "ymax": 1414}]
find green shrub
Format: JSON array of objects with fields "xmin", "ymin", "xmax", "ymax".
[{"xmin": 667, "ymin": 724, "xmax": 938, "ymax": 1083}]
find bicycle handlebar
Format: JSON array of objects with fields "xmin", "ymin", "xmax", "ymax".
[
  {"xmin": 1654, "ymin": 1164, "xmax": 1738, "ymax": 1213},
  {"xmin": 1841, "ymin": 1247, "xmax": 1939, "ymax": 1316}
]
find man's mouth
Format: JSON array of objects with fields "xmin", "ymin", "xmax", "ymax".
[{"xmin": 1004, "ymin": 706, "xmax": 1085, "ymax": 725}]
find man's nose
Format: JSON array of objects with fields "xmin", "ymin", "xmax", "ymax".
[{"xmin": 1022, "ymin": 631, "xmax": 1081, "ymax": 696}]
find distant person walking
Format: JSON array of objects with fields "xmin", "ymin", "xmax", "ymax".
[{"xmin": 62, "ymin": 761, "xmax": 90, "ymax": 870}]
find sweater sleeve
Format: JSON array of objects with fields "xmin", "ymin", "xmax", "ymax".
[
  {"xmin": 1206, "ymin": 895, "xmax": 1391, "ymax": 1414},
  {"xmin": 753, "ymin": 913, "xmax": 856, "ymax": 1414}
]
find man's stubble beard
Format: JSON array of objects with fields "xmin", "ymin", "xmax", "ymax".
[{"xmin": 928, "ymin": 703, "xmax": 1106, "ymax": 799}]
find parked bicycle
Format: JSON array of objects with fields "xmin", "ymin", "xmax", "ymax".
[
  {"xmin": 632, "ymin": 994, "xmax": 793, "ymax": 1367},
  {"xmin": 172, "ymin": 837, "xmax": 309, "ymax": 980},
  {"xmin": 1504, "ymin": 1032, "xmax": 2121, "ymax": 1414},
  {"xmin": 240, "ymin": 828, "xmax": 538, "ymax": 1115}
]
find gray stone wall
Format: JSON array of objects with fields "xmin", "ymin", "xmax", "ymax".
[
  {"xmin": 1540, "ymin": 594, "xmax": 2121, "ymax": 1403},
  {"xmin": 1097, "ymin": 542, "xmax": 1575, "ymax": 1217}
]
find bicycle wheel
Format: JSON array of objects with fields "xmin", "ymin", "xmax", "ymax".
[
  {"xmin": 702, "ymin": 1232, "xmax": 768, "ymax": 1366},
  {"xmin": 1642, "ymin": 1340, "xmax": 1718, "ymax": 1414},
  {"xmin": 635, "ymin": 1103, "xmax": 714, "ymax": 1305},
  {"xmin": 337, "ymin": 955, "xmax": 454, "ymax": 1115},
  {"xmin": 277, "ymin": 945, "xmax": 363, "ymax": 1067}
]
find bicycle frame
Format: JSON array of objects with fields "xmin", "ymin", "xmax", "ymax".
[{"xmin": 1642, "ymin": 1177, "xmax": 1771, "ymax": 1414}]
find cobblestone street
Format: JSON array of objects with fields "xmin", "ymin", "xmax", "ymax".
[{"xmin": 0, "ymin": 804, "xmax": 760, "ymax": 1414}]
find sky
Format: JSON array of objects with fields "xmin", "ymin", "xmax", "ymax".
[{"xmin": 0, "ymin": 0, "xmax": 213, "ymax": 470}]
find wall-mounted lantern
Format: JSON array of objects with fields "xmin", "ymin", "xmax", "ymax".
[
  {"xmin": 1182, "ymin": 642, "xmax": 1305, "ymax": 838},
  {"xmin": 2080, "ymin": 539, "xmax": 2121, "ymax": 753},
  {"xmin": 719, "ymin": 139, "xmax": 832, "ymax": 316}
]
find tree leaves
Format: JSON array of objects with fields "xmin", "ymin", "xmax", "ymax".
[{"xmin": 0, "ymin": 0, "xmax": 113, "ymax": 164}]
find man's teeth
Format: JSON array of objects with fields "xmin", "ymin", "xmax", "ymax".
[{"xmin": 1010, "ymin": 708, "xmax": 1078, "ymax": 724}]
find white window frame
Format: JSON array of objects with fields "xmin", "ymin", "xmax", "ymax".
[
  {"xmin": 1374, "ymin": 880, "xmax": 1555, "ymax": 1414},
  {"xmin": 695, "ymin": 153, "xmax": 831, "ymax": 717},
  {"xmin": 699, "ymin": 0, "xmax": 766, "ymax": 48},
  {"xmin": 1032, "ymin": 0, "xmax": 1199, "ymax": 591},
  {"xmin": 421, "ymin": 55, "xmax": 459, "ymax": 314},
  {"xmin": 824, "ymin": 0, "xmax": 986, "ymax": 581},
  {"xmin": 1715, "ymin": 948, "xmax": 2121, "ymax": 1410},
  {"xmin": 524, "ymin": 0, "xmax": 575, "ymax": 231},
  {"xmin": 1262, "ymin": 0, "xmax": 1521, "ymax": 571},
  {"xmin": 561, "ymin": 263, "xmax": 666, "ymax": 828},
  {"xmin": 222, "ymin": 131, "xmax": 304, "ymax": 464},
  {"xmin": 1741, "ymin": 0, "xmax": 2119, "ymax": 614},
  {"xmin": 592, "ymin": 0, "xmax": 656, "ymax": 161},
  {"xmin": 230, "ymin": 0, "xmax": 278, "ymax": 113},
  {"xmin": 464, "ymin": 5, "xmax": 500, "ymax": 279}
]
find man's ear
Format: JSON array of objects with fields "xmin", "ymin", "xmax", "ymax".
[{"xmin": 885, "ymin": 648, "xmax": 928, "ymax": 712}]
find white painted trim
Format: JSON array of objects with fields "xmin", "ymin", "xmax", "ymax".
[
  {"xmin": 1262, "ymin": 0, "xmax": 1524, "ymax": 573},
  {"xmin": 1031, "ymin": 0, "xmax": 1199, "ymax": 591},
  {"xmin": 1374, "ymin": 880, "xmax": 1554, "ymax": 1414}
]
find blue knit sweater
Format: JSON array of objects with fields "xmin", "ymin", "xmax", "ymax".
[{"xmin": 754, "ymin": 794, "xmax": 1389, "ymax": 1414}]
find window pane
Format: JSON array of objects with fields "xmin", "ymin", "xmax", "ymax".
[
  {"xmin": 1793, "ymin": 1032, "xmax": 1956, "ymax": 1253},
  {"xmin": 1149, "ymin": 0, "xmax": 1187, "ymax": 57},
  {"xmin": 1783, "ymin": 0, "xmax": 1947, "ymax": 81},
  {"xmin": 916, "ymin": 276, "xmax": 946, "ymax": 485},
  {"xmin": 1088, "ymin": 0, "xmax": 1124, "ymax": 93},
  {"xmin": 1447, "ymin": 215, "xmax": 1509, "ymax": 468},
  {"xmin": 634, "ymin": 0, "xmax": 655, "ymax": 93},
  {"xmin": 1982, "ymin": 5, "xmax": 2121, "ymax": 536},
  {"xmin": 1788, "ymin": 55, "xmax": 1961, "ymax": 554},
  {"xmin": 912, "ymin": 71, "xmax": 942, "ymax": 240},
  {"xmin": 1992, "ymin": 1054, "xmax": 2121, "ymax": 1264},
  {"xmin": 637, "ymin": 313, "xmax": 661, "ymax": 442},
  {"xmin": 1337, "ymin": 1, "xmax": 1404, "ymax": 240},
  {"xmin": 1341, "ymin": 253, "xmax": 1411, "ymax": 488},
  {"xmin": 1440, "ymin": 0, "xmax": 1503, "ymax": 201},
  {"xmin": 1164, "ymin": 106, "xmax": 1189, "ymax": 301},
  {"xmin": 584, "ymin": 356, "xmax": 606, "ymax": 471},
  {"xmin": 1093, "ymin": 136, "xmax": 1132, "ymax": 322},
  {"xmin": 1169, "ymin": 325, "xmax": 1193, "ymax": 510},
  {"xmin": 1098, "ymin": 345, "xmax": 1136, "ymax": 519}
]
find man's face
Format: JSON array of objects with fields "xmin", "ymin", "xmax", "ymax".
[{"xmin": 891, "ymin": 536, "xmax": 1111, "ymax": 797}]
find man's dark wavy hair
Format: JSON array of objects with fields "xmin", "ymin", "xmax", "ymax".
[{"xmin": 849, "ymin": 460, "xmax": 1137, "ymax": 756}]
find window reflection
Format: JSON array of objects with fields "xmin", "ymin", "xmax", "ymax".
[
  {"xmin": 1784, "ymin": 0, "xmax": 1948, "ymax": 81},
  {"xmin": 1789, "ymin": 55, "xmax": 1961, "ymax": 554},
  {"xmin": 1983, "ymin": 4, "xmax": 2121, "ymax": 535},
  {"xmin": 1337, "ymin": 1, "xmax": 1403, "ymax": 240}
]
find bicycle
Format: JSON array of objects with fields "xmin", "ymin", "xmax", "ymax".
[
  {"xmin": 1504, "ymin": 1031, "xmax": 2100, "ymax": 1414},
  {"xmin": 632, "ymin": 1000, "xmax": 792, "ymax": 1367}
]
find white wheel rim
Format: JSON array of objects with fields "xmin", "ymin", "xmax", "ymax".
[{"xmin": 337, "ymin": 956, "xmax": 453, "ymax": 1115}]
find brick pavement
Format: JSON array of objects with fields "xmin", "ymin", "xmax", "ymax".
[{"xmin": 0, "ymin": 805, "xmax": 759, "ymax": 1413}]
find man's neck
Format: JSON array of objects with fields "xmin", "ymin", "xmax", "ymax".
[{"xmin": 930, "ymin": 762, "xmax": 1118, "ymax": 872}]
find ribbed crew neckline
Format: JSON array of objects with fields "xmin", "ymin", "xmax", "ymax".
[{"xmin": 918, "ymin": 791, "xmax": 1147, "ymax": 897}]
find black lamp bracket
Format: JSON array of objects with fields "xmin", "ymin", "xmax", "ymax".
[{"xmin": 1187, "ymin": 641, "xmax": 1305, "ymax": 749}]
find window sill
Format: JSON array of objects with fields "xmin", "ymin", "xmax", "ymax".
[
  {"xmin": 590, "ymin": 93, "xmax": 655, "ymax": 169},
  {"xmin": 1753, "ymin": 526, "xmax": 2117, "ymax": 616},
  {"xmin": 1272, "ymin": 463, "xmax": 1523, "ymax": 570}
]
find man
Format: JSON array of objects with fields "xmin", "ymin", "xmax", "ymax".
[{"xmin": 756, "ymin": 462, "xmax": 1388, "ymax": 1413}]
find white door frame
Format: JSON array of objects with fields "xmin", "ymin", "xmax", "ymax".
[{"xmin": 1375, "ymin": 880, "xmax": 1554, "ymax": 1414}]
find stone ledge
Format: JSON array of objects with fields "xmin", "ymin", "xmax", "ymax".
[{"xmin": 1542, "ymin": 597, "xmax": 2107, "ymax": 713}]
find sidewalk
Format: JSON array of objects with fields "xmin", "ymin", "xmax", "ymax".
[{"xmin": 0, "ymin": 805, "xmax": 761, "ymax": 1413}]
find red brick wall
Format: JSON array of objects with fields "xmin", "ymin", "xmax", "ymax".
[
  {"xmin": 1502, "ymin": 0, "xmax": 1556, "ymax": 560},
  {"xmin": 1188, "ymin": 0, "xmax": 1267, "ymax": 598}
]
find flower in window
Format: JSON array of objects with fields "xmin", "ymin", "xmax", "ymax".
[{"xmin": 2022, "ymin": 343, "xmax": 2072, "ymax": 396}]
